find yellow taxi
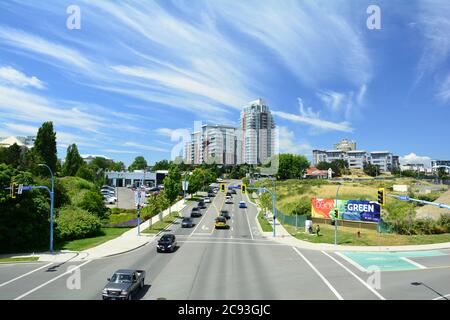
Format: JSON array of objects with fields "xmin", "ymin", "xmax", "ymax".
[{"xmin": 215, "ymin": 216, "xmax": 229, "ymax": 229}]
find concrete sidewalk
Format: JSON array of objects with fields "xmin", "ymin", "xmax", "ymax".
[
  {"xmin": 248, "ymin": 193, "xmax": 450, "ymax": 252},
  {"xmin": 1, "ymin": 199, "xmax": 189, "ymax": 263}
]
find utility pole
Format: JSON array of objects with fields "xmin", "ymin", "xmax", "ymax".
[{"xmin": 38, "ymin": 164, "xmax": 55, "ymax": 254}]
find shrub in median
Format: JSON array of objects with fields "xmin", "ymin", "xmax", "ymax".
[{"xmin": 56, "ymin": 206, "xmax": 102, "ymax": 240}]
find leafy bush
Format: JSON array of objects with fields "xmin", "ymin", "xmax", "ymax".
[
  {"xmin": 56, "ymin": 206, "xmax": 102, "ymax": 240},
  {"xmin": 78, "ymin": 190, "xmax": 107, "ymax": 219}
]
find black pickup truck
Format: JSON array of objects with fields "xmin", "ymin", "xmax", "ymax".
[{"xmin": 102, "ymin": 269, "xmax": 145, "ymax": 300}]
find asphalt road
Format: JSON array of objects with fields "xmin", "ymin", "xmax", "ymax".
[{"xmin": 1, "ymin": 181, "xmax": 450, "ymax": 300}]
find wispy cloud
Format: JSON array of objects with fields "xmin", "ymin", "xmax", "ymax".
[
  {"xmin": 278, "ymin": 126, "xmax": 312, "ymax": 155},
  {"xmin": 0, "ymin": 26, "xmax": 92, "ymax": 71},
  {"xmin": 0, "ymin": 66, "xmax": 45, "ymax": 89},
  {"xmin": 273, "ymin": 110, "xmax": 353, "ymax": 133},
  {"xmin": 414, "ymin": 1, "xmax": 450, "ymax": 103},
  {"xmin": 212, "ymin": 0, "xmax": 371, "ymax": 87},
  {"xmin": 123, "ymin": 142, "xmax": 169, "ymax": 153}
]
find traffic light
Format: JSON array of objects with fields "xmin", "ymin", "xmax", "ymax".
[
  {"xmin": 241, "ymin": 184, "xmax": 246, "ymax": 193},
  {"xmin": 220, "ymin": 183, "xmax": 226, "ymax": 192},
  {"xmin": 11, "ymin": 182, "xmax": 17, "ymax": 199},
  {"xmin": 378, "ymin": 188, "xmax": 385, "ymax": 206}
]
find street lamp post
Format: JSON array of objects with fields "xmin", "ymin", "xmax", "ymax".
[
  {"xmin": 334, "ymin": 184, "xmax": 342, "ymax": 246},
  {"xmin": 38, "ymin": 164, "xmax": 55, "ymax": 254},
  {"xmin": 272, "ymin": 179, "xmax": 277, "ymax": 238}
]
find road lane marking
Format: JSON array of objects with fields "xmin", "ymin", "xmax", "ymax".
[
  {"xmin": 335, "ymin": 252, "xmax": 367, "ymax": 272},
  {"xmin": 244, "ymin": 207, "xmax": 254, "ymax": 240},
  {"xmin": 401, "ymin": 257, "xmax": 426, "ymax": 269},
  {"xmin": 180, "ymin": 240, "xmax": 285, "ymax": 246},
  {"xmin": 292, "ymin": 247, "xmax": 343, "ymax": 300},
  {"xmin": 322, "ymin": 251, "xmax": 386, "ymax": 300},
  {"xmin": 14, "ymin": 260, "xmax": 92, "ymax": 300},
  {"xmin": 0, "ymin": 262, "xmax": 53, "ymax": 288}
]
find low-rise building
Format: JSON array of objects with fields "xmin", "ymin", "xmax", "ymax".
[
  {"xmin": 0, "ymin": 136, "xmax": 35, "ymax": 148},
  {"xmin": 431, "ymin": 160, "xmax": 450, "ymax": 174},
  {"xmin": 105, "ymin": 170, "xmax": 168, "ymax": 187}
]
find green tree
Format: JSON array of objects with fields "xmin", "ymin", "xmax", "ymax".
[
  {"xmin": 363, "ymin": 163, "xmax": 380, "ymax": 177},
  {"xmin": 33, "ymin": 121, "xmax": 57, "ymax": 173},
  {"xmin": 110, "ymin": 161, "xmax": 126, "ymax": 172},
  {"xmin": 187, "ymin": 168, "xmax": 204, "ymax": 196},
  {"xmin": 76, "ymin": 164, "xmax": 96, "ymax": 182},
  {"xmin": 437, "ymin": 167, "xmax": 449, "ymax": 180},
  {"xmin": 163, "ymin": 165, "xmax": 181, "ymax": 214},
  {"xmin": 91, "ymin": 157, "xmax": 112, "ymax": 171},
  {"xmin": 153, "ymin": 160, "xmax": 171, "ymax": 170},
  {"xmin": 128, "ymin": 156, "xmax": 148, "ymax": 171},
  {"xmin": 79, "ymin": 190, "xmax": 108, "ymax": 219},
  {"xmin": 63, "ymin": 144, "xmax": 84, "ymax": 176},
  {"xmin": 277, "ymin": 153, "xmax": 310, "ymax": 179},
  {"xmin": 0, "ymin": 164, "xmax": 50, "ymax": 252}
]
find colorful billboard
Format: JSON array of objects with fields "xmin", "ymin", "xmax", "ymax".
[{"xmin": 311, "ymin": 198, "xmax": 380, "ymax": 223}]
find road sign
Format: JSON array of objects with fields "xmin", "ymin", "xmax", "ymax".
[
  {"xmin": 18, "ymin": 184, "xmax": 23, "ymax": 195},
  {"xmin": 22, "ymin": 186, "xmax": 33, "ymax": 191},
  {"xmin": 398, "ymin": 196, "xmax": 410, "ymax": 201},
  {"xmin": 134, "ymin": 190, "xmax": 146, "ymax": 207},
  {"xmin": 182, "ymin": 180, "xmax": 189, "ymax": 192}
]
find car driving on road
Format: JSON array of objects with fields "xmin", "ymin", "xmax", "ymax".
[
  {"xmin": 239, "ymin": 201, "xmax": 247, "ymax": 208},
  {"xmin": 220, "ymin": 210, "xmax": 231, "ymax": 220},
  {"xmin": 225, "ymin": 195, "xmax": 232, "ymax": 204},
  {"xmin": 215, "ymin": 216, "xmax": 229, "ymax": 229},
  {"xmin": 191, "ymin": 207, "xmax": 202, "ymax": 218},
  {"xmin": 156, "ymin": 234, "xmax": 177, "ymax": 253},
  {"xmin": 102, "ymin": 269, "xmax": 145, "ymax": 300},
  {"xmin": 181, "ymin": 217, "xmax": 194, "ymax": 228},
  {"xmin": 204, "ymin": 197, "xmax": 211, "ymax": 203}
]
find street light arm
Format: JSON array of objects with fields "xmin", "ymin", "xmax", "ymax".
[{"xmin": 38, "ymin": 164, "xmax": 54, "ymax": 192}]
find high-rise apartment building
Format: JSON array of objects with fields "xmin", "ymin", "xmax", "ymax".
[
  {"xmin": 334, "ymin": 139, "xmax": 356, "ymax": 152},
  {"xmin": 240, "ymin": 99, "xmax": 276, "ymax": 165},
  {"xmin": 184, "ymin": 99, "xmax": 276, "ymax": 165}
]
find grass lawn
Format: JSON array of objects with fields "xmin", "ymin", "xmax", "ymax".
[
  {"xmin": 0, "ymin": 257, "xmax": 39, "ymax": 263},
  {"xmin": 55, "ymin": 227, "xmax": 132, "ymax": 251},
  {"xmin": 143, "ymin": 212, "xmax": 180, "ymax": 234},
  {"xmin": 283, "ymin": 223, "xmax": 450, "ymax": 246},
  {"xmin": 258, "ymin": 212, "xmax": 273, "ymax": 232},
  {"xmin": 105, "ymin": 212, "xmax": 137, "ymax": 225}
]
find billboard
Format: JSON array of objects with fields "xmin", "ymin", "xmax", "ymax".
[{"xmin": 311, "ymin": 198, "xmax": 380, "ymax": 223}]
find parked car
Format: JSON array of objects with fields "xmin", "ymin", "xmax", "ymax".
[
  {"xmin": 239, "ymin": 201, "xmax": 247, "ymax": 208},
  {"xmin": 204, "ymin": 197, "xmax": 211, "ymax": 203},
  {"xmin": 101, "ymin": 190, "xmax": 115, "ymax": 197},
  {"xmin": 208, "ymin": 192, "xmax": 215, "ymax": 198},
  {"xmin": 101, "ymin": 185, "xmax": 115, "ymax": 191},
  {"xmin": 181, "ymin": 217, "xmax": 195, "ymax": 228},
  {"xmin": 191, "ymin": 207, "xmax": 202, "ymax": 218},
  {"xmin": 105, "ymin": 197, "xmax": 117, "ymax": 204},
  {"xmin": 102, "ymin": 269, "xmax": 145, "ymax": 300},
  {"xmin": 220, "ymin": 210, "xmax": 231, "ymax": 220},
  {"xmin": 215, "ymin": 216, "xmax": 229, "ymax": 229},
  {"xmin": 157, "ymin": 234, "xmax": 177, "ymax": 253}
]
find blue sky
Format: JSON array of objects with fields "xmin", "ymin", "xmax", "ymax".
[{"xmin": 0, "ymin": 0, "xmax": 449, "ymax": 167}]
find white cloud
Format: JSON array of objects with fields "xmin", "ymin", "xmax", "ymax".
[
  {"xmin": 278, "ymin": 126, "xmax": 312, "ymax": 155},
  {"xmin": 155, "ymin": 128, "xmax": 175, "ymax": 138},
  {"xmin": 0, "ymin": 26, "xmax": 92, "ymax": 71},
  {"xmin": 0, "ymin": 66, "xmax": 45, "ymax": 89},
  {"xmin": 102, "ymin": 149, "xmax": 138, "ymax": 155},
  {"xmin": 212, "ymin": 0, "xmax": 371, "ymax": 87},
  {"xmin": 400, "ymin": 153, "xmax": 432, "ymax": 167},
  {"xmin": 273, "ymin": 110, "xmax": 353, "ymax": 133},
  {"xmin": 123, "ymin": 142, "xmax": 169, "ymax": 153}
]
